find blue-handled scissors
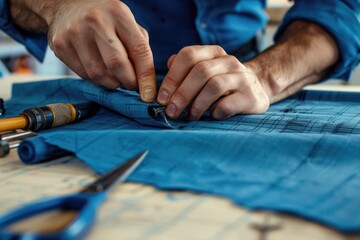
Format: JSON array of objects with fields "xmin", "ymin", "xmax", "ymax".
[{"xmin": 0, "ymin": 151, "xmax": 148, "ymax": 240}]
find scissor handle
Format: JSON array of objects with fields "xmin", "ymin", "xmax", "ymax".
[{"xmin": 0, "ymin": 192, "xmax": 106, "ymax": 240}]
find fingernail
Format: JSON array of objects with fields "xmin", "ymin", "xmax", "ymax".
[
  {"xmin": 142, "ymin": 87, "xmax": 155, "ymax": 102},
  {"xmin": 158, "ymin": 90, "xmax": 169, "ymax": 104},
  {"xmin": 166, "ymin": 103, "xmax": 177, "ymax": 118}
]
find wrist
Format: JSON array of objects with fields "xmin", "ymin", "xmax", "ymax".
[
  {"xmin": 10, "ymin": 0, "xmax": 51, "ymax": 33},
  {"xmin": 245, "ymin": 21, "xmax": 339, "ymax": 103},
  {"xmin": 9, "ymin": 0, "xmax": 71, "ymax": 33},
  {"xmin": 244, "ymin": 48, "xmax": 288, "ymax": 102}
]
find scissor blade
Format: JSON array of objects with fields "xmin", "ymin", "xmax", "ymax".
[{"xmin": 81, "ymin": 151, "xmax": 148, "ymax": 193}]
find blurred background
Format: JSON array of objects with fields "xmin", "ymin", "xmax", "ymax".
[{"xmin": 0, "ymin": 0, "xmax": 359, "ymax": 84}]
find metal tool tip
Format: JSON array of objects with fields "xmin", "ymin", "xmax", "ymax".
[{"xmin": 137, "ymin": 150, "xmax": 149, "ymax": 162}]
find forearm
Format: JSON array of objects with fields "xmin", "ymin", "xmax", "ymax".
[{"xmin": 246, "ymin": 20, "xmax": 339, "ymax": 103}]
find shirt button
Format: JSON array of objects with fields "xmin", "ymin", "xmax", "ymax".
[{"xmin": 200, "ymin": 23, "xmax": 207, "ymax": 30}]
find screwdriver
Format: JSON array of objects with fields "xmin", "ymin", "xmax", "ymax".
[{"xmin": 0, "ymin": 102, "xmax": 99, "ymax": 132}]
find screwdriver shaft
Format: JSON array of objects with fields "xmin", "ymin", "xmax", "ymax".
[
  {"xmin": 1, "ymin": 131, "xmax": 37, "ymax": 142},
  {"xmin": 0, "ymin": 116, "xmax": 28, "ymax": 132}
]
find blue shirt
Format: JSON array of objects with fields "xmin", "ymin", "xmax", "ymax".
[{"xmin": 0, "ymin": 0, "xmax": 359, "ymax": 80}]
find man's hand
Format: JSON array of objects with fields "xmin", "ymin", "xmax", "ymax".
[
  {"xmin": 157, "ymin": 21, "xmax": 339, "ymax": 120},
  {"xmin": 10, "ymin": 0, "xmax": 157, "ymax": 102},
  {"xmin": 157, "ymin": 45, "xmax": 270, "ymax": 120}
]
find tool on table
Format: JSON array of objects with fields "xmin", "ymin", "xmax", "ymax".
[
  {"xmin": 0, "ymin": 150, "xmax": 148, "ymax": 239},
  {"xmin": 18, "ymin": 137, "xmax": 72, "ymax": 164},
  {"xmin": 0, "ymin": 98, "xmax": 5, "ymax": 116},
  {"xmin": 0, "ymin": 102, "xmax": 99, "ymax": 132}
]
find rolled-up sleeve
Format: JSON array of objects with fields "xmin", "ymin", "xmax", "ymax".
[
  {"xmin": 274, "ymin": 0, "xmax": 360, "ymax": 81},
  {"xmin": 0, "ymin": 0, "xmax": 47, "ymax": 61}
]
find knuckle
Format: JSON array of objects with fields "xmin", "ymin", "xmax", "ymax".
[
  {"xmin": 86, "ymin": 65, "xmax": 104, "ymax": 80},
  {"xmin": 138, "ymin": 66, "xmax": 155, "ymax": 82},
  {"xmin": 190, "ymin": 105, "xmax": 203, "ymax": 117},
  {"xmin": 164, "ymin": 75, "xmax": 179, "ymax": 88},
  {"xmin": 216, "ymin": 102, "xmax": 233, "ymax": 118},
  {"xmin": 66, "ymin": 24, "xmax": 80, "ymax": 36},
  {"xmin": 179, "ymin": 47, "xmax": 197, "ymax": 62},
  {"xmin": 105, "ymin": 55, "xmax": 127, "ymax": 70},
  {"xmin": 111, "ymin": 1, "xmax": 131, "ymax": 14},
  {"xmin": 143, "ymin": 29, "xmax": 149, "ymax": 40},
  {"xmin": 213, "ymin": 45, "xmax": 226, "ymax": 55},
  {"xmin": 251, "ymin": 95, "xmax": 270, "ymax": 113},
  {"xmin": 110, "ymin": 4, "xmax": 134, "ymax": 26},
  {"xmin": 132, "ymin": 41, "xmax": 152, "ymax": 57},
  {"xmin": 83, "ymin": 8, "xmax": 102, "ymax": 26},
  {"xmin": 173, "ymin": 89, "xmax": 189, "ymax": 106},
  {"xmin": 51, "ymin": 38, "xmax": 66, "ymax": 52},
  {"xmin": 70, "ymin": 64, "xmax": 88, "ymax": 79},
  {"xmin": 77, "ymin": 71, "xmax": 88, "ymax": 79},
  {"xmin": 142, "ymin": 30, "xmax": 149, "ymax": 42},
  {"xmin": 193, "ymin": 62, "xmax": 212, "ymax": 79},
  {"xmin": 207, "ymin": 77, "xmax": 225, "ymax": 95},
  {"xmin": 122, "ymin": 79, "xmax": 137, "ymax": 90},
  {"xmin": 228, "ymin": 55, "xmax": 240, "ymax": 68},
  {"xmin": 138, "ymin": 26, "xmax": 149, "ymax": 40}
]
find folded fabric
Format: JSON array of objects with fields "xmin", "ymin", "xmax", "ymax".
[{"xmin": 3, "ymin": 78, "xmax": 360, "ymax": 232}]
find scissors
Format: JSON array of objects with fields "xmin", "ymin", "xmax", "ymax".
[{"xmin": 0, "ymin": 151, "xmax": 148, "ymax": 240}]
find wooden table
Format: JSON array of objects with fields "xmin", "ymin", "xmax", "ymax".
[{"xmin": 0, "ymin": 75, "xmax": 359, "ymax": 239}]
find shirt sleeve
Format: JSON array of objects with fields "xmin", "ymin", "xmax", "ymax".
[
  {"xmin": 0, "ymin": 0, "xmax": 47, "ymax": 61},
  {"xmin": 274, "ymin": 0, "xmax": 360, "ymax": 81}
]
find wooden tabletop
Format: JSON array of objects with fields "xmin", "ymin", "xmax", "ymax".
[
  {"xmin": 0, "ymin": 75, "xmax": 359, "ymax": 239},
  {"xmin": 1, "ymin": 151, "xmax": 358, "ymax": 240}
]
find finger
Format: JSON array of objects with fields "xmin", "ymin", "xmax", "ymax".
[
  {"xmin": 211, "ymin": 93, "xmax": 250, "ymax": 120},
  {"xmin": 95, "ymin": 26, "xmax": 137, "ymax": 90},
  {"xmin": 167, "ymin": 54, "xmax": 177, "ymax": 69},
  {"xmin": 157, "ymin": 45, "xmax": 227, "ymax": 105},
  {"xmin": 138, "ymin": 24, "xmax": 149, "ymax": 42},
  {"xmin": 127, "ymin": 34, "xmax": 156, "ymax": 102},
  {"xmin": 114, "ymin": 8, "xmax": 156, "ymax": 102},
  {"xmin": 188, "ymin": 73, "xmax": 240, "ymax": 121},
  {"xmin": 211, "ymin": 88, "xmax": 269, "ymax": 120},
  {"xmin": 50, "ymin": 37, "xmax": 88, "ymax": 79},
  {"xmin": 72, "ymin": 31, "xmax": 120, "ymax": 89},
  {"xmin": 165, "ymin": 56, "xmax": 239, "ymax": 119}
]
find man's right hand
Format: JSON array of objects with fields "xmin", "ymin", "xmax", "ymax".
[{"xmin": 11, "ymin": 0, "xmax": 157, "ymax": 102}]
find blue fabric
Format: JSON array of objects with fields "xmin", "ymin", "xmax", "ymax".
[
  {"xmin": 1, "ymin": 0, "xmax": 358, "ymax": 79},
  {"xmin": 275, "ymin": 0, "xmax": 360, "ymax": 80},
  {"xmin": 2, "ymin": 78, "xmax": 360, "ymax": 232}
]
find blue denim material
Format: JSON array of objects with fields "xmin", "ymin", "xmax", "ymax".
[{"xmin": 3, "ymin": 78, "xmax": 360, "ymax": 231}]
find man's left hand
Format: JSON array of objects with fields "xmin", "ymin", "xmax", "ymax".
[{"xmin": 157, "ymin": 45, "xmax": 270, "ymax": 120}]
